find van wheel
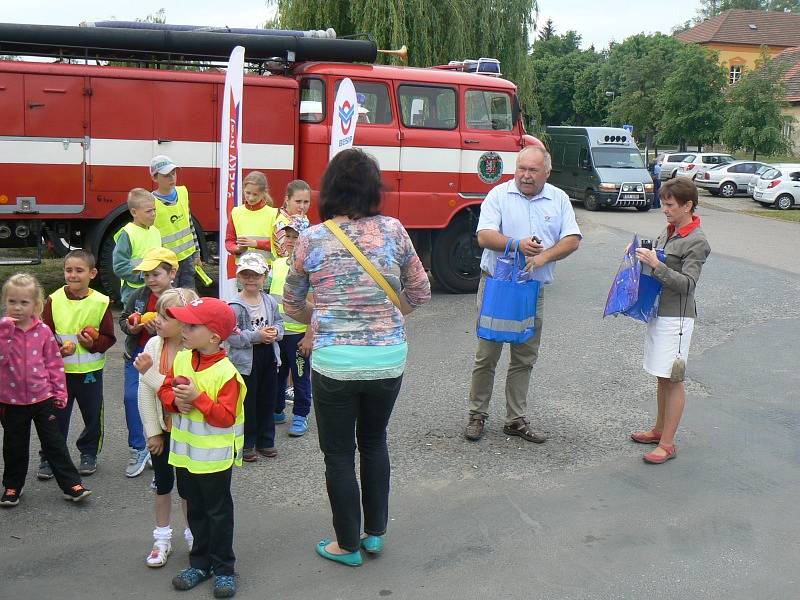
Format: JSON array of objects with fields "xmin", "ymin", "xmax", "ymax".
[
  {"xmin": 431, "ymin": 217, "xmax": 481, "ymax": 293},
  {"xmin": 584, "ymin": 191, "xmax": 600, "ymax": 211},
  {"xmin": 636, "ymin": 203, "xmax": 651, "ymax": 212},
  {"xmin": 720, "ymin": 182, "xmax": 737, "ymax": 197},
  {"xmin": 776, "ymin": 194, "xmax": 794, "ymax": 210}
]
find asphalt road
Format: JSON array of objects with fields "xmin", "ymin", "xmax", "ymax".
[{"xmin": 2, "ymin": 201, "xmax": 798, "ymax": 599}]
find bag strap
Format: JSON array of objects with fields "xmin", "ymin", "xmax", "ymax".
[{"xmin": 323, "ymin": 219, "xmax": 402, "ymax": 309}]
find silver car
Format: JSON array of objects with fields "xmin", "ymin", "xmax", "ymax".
[
  {"xmin": 656, "ymin": 152, "xmax": 693, "ymax": 180},
  {"xmin": 695, "ymin": 160, "xmax": 769, "ymax": 197},
  {"xmin": 747, "ymin": 165, "xmax": 774, "ymax": 196},
  {"xmin": 676, "ymin": 153, "xmax": 735, "ymax": 180}
]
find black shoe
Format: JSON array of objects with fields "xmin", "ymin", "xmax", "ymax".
[
  {"xmin": 78, "ymin": 454, "xmax": 97, "ymax": 476},
  {"xmin": 1, "ymin": 487, "xmax": 22, "ymax": 507},
  {"xmin": 63, "ymin": 484, "xmax": 92, "ymax": 503},
  {"xmin": 465, "ymin": 415, "xmax": 486, "ymax": 441},
  {"xmin": 37, "ymin": 459, "xmax": 54, "ymax": 481},
  {"xmin": 503, "ymin": 419, "xmax": 547, "ymax": 443}
]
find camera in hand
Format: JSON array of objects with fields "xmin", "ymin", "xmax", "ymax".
[{"xmin": 640, "ymin": 239, "xmax": 653, "ymax": 250}]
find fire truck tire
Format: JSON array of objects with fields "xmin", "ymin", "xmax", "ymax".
[
  {"xmin": 98, "ymin": 227, "xmax": 122, "ymax": 302},
  {"xmin": 431, "ymin": 217, "xmax": 481, "ymax": 294}
]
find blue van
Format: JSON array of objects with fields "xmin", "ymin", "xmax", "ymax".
[{"xmin": 546, "ymin": 126, "xmax": 654, "ymax": 211}]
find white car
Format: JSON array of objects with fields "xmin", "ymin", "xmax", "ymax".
[
  {"xmin": 676, "ymin": 153, "xmax": 734, "ymax": 180},
  {"xmin": 752, "ymin": 165, "xmax": 800, "ymax": 210},
  {"xmin": 695, "ymin": 160, "xmax": 770, "ymax": 197},
  {"xmin": 747, "ymin": 165, "xmax": 775, "ymax": 197}
]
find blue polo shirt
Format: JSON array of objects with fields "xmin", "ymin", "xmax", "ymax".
[{"xmin": 477, "ymin": 180, "xmax": 582, "ymax": 284}]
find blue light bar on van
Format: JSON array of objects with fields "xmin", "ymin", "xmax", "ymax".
[{"xmin": 598, "ymin": 135, "xmax": 630, "ymax": 144}]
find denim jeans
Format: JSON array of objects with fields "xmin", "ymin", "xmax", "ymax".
[
  {"xmin": 312, "ymin": 370, "xmax": 403, "ymax": 552},
  {"xmin": 275, "ymin": 332, "xmax": 312, "ymax": 418},
  {"xmin": 123, "ymin": 352, "xmax": 146, "ymax": 450}
]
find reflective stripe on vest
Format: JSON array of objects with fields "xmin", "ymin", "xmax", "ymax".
[
  {"xmin": 113, "ymin": 222, "xmax": 162, "ymax": 290},
  {"xmin": 153, "ymin": 186, "xmax": 195, "ymax": 262},
  {"xmin": 268, "ymin": 258, "xmax": 306, "ymax": 333},
  {"xmin": 49, "ymin": 287, "xmax": 110, "ymax": 373},
  {"xmin": 168, "ymin": 349, "xmax": 246, "ymax": 474},
  {"xmin": 231, "ymin": 204, "xmax": 278, "ymax": 264}
]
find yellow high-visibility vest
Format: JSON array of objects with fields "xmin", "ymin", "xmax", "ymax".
[
  {"xmin": 113, "ymin": 222, "xmax": 162, "ymax": 290},
  {"xmin": 49, "ymin": 287, "xmax": 110, "ymax": 373},
  {"xmin": 168, "ymin": 349, "xmax": 246, "ymax": 474},
  {"xmin": 154, "ymin": 186, "xmax": 196, "ymax": 262},
  {"xmin": 268, "ymin": 257, "xmax": 307, "ymax": 334},
  {"xmin": 231, "ymin": 203, "xmax": 278, "ymax": 264}
]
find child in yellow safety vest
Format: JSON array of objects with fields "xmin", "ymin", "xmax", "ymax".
[
  {"xmin": 134, "ymin": 287, "xmax": 198, "ymax": 568},
  {"xmin": 38, "ymin": 250, "xmax": 116, "ymax": 481},
  {"xmin": 150, "ymin": 155, "xmax": 202, "ymax": 289},
  {"xmin": 270, "ymin": 217, "xmax": 313, "ymax": 437},
  {"xmin": 158, "ymin": 297, "xmax": 245, "ymax": 598},
  {"xmin": 225, "ymin": 171, "xmax": 279, "ymax": 266},
  {"xmin": 113, "ymin": 188, "xmax": 162, "ymax": 305}
]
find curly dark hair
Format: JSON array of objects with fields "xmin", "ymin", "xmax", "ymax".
[{"xmin": 318, "ymin": 148, "xmax": 383, "ymax": 221}]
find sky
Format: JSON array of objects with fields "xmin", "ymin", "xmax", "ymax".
[{"xmin": 4, "ymin": 0, "xmax": 704, "ymax": 51}]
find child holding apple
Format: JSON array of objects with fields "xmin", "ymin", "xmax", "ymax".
[{"xmin": 38, "ymin": 250, "xmax": 116, "ymax": 480}]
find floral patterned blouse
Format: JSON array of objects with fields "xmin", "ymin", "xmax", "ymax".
[{"xmin": 283, "ymin": 215, "xmax": 431, "ymax": 350}]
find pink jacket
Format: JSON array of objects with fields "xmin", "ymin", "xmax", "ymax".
[{"xmin": 0, "ymin": 316, "xmax": 67, "ymax": 408}]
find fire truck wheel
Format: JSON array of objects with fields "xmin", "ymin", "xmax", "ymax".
[
  {"xmin": 431, "ymin": 218, "xmax": 481, "ymax": 294},
  {"xmin": 98, "ymin": 229, "xmax": 122, "ymax": 302}
]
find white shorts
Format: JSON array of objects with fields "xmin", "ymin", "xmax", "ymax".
[{"xmin": 643, "ymin": 316, "xmax": 695, "ymax": 378}]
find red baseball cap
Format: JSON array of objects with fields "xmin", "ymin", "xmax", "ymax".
[{"xmin": 166, "ymin": 297, "xmax": 236, "ymax": 341}]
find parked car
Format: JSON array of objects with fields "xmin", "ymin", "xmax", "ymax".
[
  {"xmin": 676, "ymin": 153, "xmax": 735, "ymax": 180},
  {"xmin": 752, "ymin": 165, "xmax": 800, "ymax": 210},
  {"xmin": 655, "ymin": 152, "xmax": 693, "ymax": 180},
  {"xmin": 695, "ymin": 160, "xmax": 770, "ymax": 197},
  {"xmin": 747, "ymin": 164, "xmax": 774, "ymax": 197}
]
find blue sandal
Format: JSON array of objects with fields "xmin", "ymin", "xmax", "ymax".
[
  {"xmin": 316, "ymin": 538, "xmax": 362, "ymax": 566},
  {"xmin": 360, "ymin": 535, "xmax": 384, "ymax": 554}
]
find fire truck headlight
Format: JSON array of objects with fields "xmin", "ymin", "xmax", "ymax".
[{"xmin": 15, "ymin": 224, "xmax": 30, "ymax": 239}]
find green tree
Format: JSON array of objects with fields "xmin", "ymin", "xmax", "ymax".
[
  {"xmin": 600, "ymin": 34, "xmax": 684, "ymax": 146},
  {"xmin": 572, "ymin": 57, "xmax": 608, "ymax": 125},
  {"xmin": 722, "ymin": 48, "xmax": 791, "ymax": 158},
  {"xmin": 537, "ymin": 18, "xmax": 555, "ymax": 41},
  {"xmin": 657, "ymin": 44, "xmax": 727, "ymax": 150}
]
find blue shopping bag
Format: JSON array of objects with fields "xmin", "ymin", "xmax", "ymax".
[
  {"xmin": 477, "ymin": 242, "xmax": 540, "ymax": 344},
  {"xmin": 603, "ymin": 234, "xmax": 664, "ymax": 323}
]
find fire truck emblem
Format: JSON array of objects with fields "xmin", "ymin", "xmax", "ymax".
[
  {"xmin": 338, "ymin": 100, "xmax": 356, "ymax": 135},
  {"xmin": 478, "ymin": 151, "xmax": 503, "ymax": 184}
]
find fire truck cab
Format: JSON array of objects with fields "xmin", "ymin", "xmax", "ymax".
[{"xmin": 0, "ymin": 24, "xmax": 537, "ymax": 295}]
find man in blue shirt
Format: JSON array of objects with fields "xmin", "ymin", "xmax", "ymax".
[{"xmin": 465, "ymin": 146, "xmax": 582, "ymax": 443}]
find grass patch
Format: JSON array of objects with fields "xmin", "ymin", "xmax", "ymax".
[{"xmin": 746, "ymin": 209, "xmax": 800, "ymax": 222}]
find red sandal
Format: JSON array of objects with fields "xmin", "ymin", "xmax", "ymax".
[
  {"xmin": 643, "ymin": 443, "xmax": 677, "ymax": 464},
  {"xmin": 630, "ymin": 429, "xmax": 661, "ymax": 444}
]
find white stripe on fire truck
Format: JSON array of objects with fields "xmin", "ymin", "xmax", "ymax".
[
  {"xmin": 0, "ymin": 138, "xmax": 294, "ymax": 171},
  {"xmin": 2, "ymin": 138, "xmax": 518, "ymax": 175}
]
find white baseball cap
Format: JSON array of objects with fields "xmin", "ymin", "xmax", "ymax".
[
  {"xmin": 236, "ymin": 252, "xmax": 268, "ymax": 275},
  {"xmin": 150, "ymin": 155, "xmax": 179, "ymax": 176}
]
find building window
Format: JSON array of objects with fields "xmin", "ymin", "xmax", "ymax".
[{"xmin": 729, "ymin": 65, "xmax": 742, "ymax": 85}]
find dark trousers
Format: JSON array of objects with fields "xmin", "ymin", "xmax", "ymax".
[
  {"xmin": 151, "ymin": 432, "xmax": 177, "ymax": 496},
  {"xmin": 1, "ymin": 399, "xmax": 82, "ymax": 492},
  {"xmin": 41, "ymin": 371, "xmax": 104, "ymax": 460},
  {"xmin": 312, "ymin": 371, "xmax": 403, "ymax": 552},
  {"xmin": 242, "ymin": 344, "xmax": 277, "ymax": 449},
  {"xmin": 275, "ymin": 333, "xmax": 312, "ymax": 418},
  {"xmin": 175, "ymin": 257, "xmax": 197, "ymax": 290},
  {"xmin": 176, "ymin": 466, "xmax": 235, "ymax": 576}
]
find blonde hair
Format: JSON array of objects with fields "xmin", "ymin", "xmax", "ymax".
[
  {"xmin": 285, "ymin": 179, "xmax": 311, "ymax": 200},
  {"xmin": 155, "ymin": 287, "xmax": 199, "ymax": 317},
  {"xmin": 128, "ymin": 188, "xmax": 155, "ymax": 211},
  {"xmin": 243, "ymin": 171, "xmax": 273, "ymax": 206},
  {"xmin": 1, "ymin": 273, "xmax": 45, "ymax": 317}
]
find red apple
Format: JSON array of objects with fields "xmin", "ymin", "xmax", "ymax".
[
  {"xmin": 127, "ymin": 312, "xmax": 141, "ymax": 326},
  {"xmin": 81, "ymin": 326, "xmax": 99, "ymax": 340}
]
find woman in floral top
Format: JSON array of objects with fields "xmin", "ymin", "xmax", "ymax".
[{"xmin": 283, "ymin": 148, "xmax": 431, "ymax": 566}]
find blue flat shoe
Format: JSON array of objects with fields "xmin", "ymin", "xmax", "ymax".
[
  {"xmin": 360, "ymin": 535, "xmax": 384, "ymax": 554},
  {"xmin": 316, "ymin": 538, "xmax": 362, "ymax": 567}
]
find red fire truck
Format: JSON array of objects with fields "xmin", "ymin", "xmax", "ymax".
[{"xmin": 0, "ymin": 22, "xmax": 541, "ymax": 295}]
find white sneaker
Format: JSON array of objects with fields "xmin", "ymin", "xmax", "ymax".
[
  {"xmin": 146, "ymin": 539, "xmax": 172, "ymax": 568},
  {"xmin": 184, "ymin": 528, "xmax": 194, "ymax": 551}
]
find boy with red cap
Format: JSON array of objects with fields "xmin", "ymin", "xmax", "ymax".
[{"xmin": 157, "ymin": 297, "xmax": 245, "ymax": 598}]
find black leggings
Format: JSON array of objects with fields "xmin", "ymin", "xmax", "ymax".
[
  {"xmin": 150, "ymin": 432, "xmax": 179, "ymax": 496},
  {"xmin": 312, "ymin": 371, "xmax": 403, "ymax": 552}
]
